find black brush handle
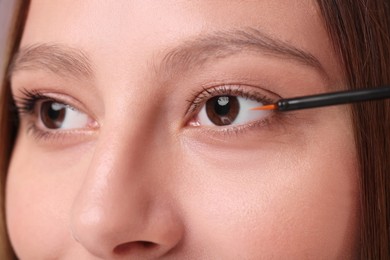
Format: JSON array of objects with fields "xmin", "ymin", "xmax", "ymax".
[{"xmin": 277, "ymin": 86, "xmax": 390, "ymax": 111}]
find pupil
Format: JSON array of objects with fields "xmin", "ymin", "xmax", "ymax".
[
  {"xmin": 205, "ymin": 95, "xmax": 240, "ymax": 126},
  {"xmin": 48, "ymin": 104, "xmax": 62, "ymax": 120},
  {"xmin": 41, "ymin": 101, "xmax": 66, "ymax": 129},
  {"xmin": 215, "ymin": 96, "xmax": 231, "ymax": 115}
]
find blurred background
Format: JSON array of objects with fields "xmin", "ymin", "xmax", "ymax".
[{"xmin": 0, "ymin": 0, "xmax": 17, "ymax": 81}]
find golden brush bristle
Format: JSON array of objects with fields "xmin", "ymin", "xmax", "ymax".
[{"xmin": 250, "ymin": 104, "xmax": 277, "ymax": 111}]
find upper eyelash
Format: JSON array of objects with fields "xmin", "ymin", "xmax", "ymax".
[
  {"xmin": 14, "ymin": 85, "xmax": 274, "ymax": 134},
  {"xmin": 12, "ymin": 89, "xmax": 96, "ymax": 143},
  {"xmin": 13, "ymin": 88, "xmax": 56, "ymax": 115},
  {"xmin": 186, "ymin": 84, "xmax": 275, "ymax": 114},
  {"xmin": 13, "ymin": 88, "xmax": 78, "ymax": 116}
]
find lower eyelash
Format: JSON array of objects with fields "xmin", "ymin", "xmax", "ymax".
[
  {"xmin": 24, "ymin": 119, "xmax": 96, "ymax": 145},
  {"xmin": 211, "ymin": 117, "xmax": 273, "ymax": 136},
  {"xmin": 188, "ymin": 110, "xmax": 299, "ymax": 141},
  {"xmin": 25, "ymin": 122, "xmax": 53, "ymax": 141},
  {"xmin": 188, "ymin": 112, "xmax": 275, "ymax": 138}
]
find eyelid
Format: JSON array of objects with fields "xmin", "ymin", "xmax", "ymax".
[
  {"xmin": 14, "ymin": 88, "xmax": 98, "ymax": 121},
  {"xmin": 13, "ymin": 89, "xmax": 99, "ymax": 144},
  {"xmin": 185, "ymin": 84, "xmax": 280, "ymax": 118}
]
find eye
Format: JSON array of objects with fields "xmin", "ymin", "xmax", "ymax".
[
  {"xmin": 38, "ymin": 100, "xmax": 90, "ymax": 130},
  {"xmin": 195, "ymin": 95, "xmax": 271, "ymax": 126}
]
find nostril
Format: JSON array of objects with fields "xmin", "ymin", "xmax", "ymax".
[
  {"xmin": 113, "ymin": 241, "xmax": 158, "ymax": 254},
  {"xmin": 140, "ymin": 241, "xmax": 156, "ymax": 248}
]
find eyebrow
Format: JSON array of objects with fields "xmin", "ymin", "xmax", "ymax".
[
  {"xmin": 160, "ymin": 28, "xmax": 328, "ymax": 80},
  {"xmin": 8, "ymin": 43, "xmax": 93, "ymax": 80},
  {"xmin": 9, "ymin": 28, "xmax": 328, "ymax": 82}
]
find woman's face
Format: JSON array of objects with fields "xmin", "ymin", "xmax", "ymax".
[{"xmin": 6, "ymin": 0, "xmax": 359, "ymax": 259}]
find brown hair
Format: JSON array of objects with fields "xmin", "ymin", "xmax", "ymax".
[
  {"xmin": 0, "ymin": 1, "xmax": 389, "ymax": 259},
  {"xmin": 317, "ymin": 0, "xmax": 390, "ymax": 258},
  {"xmin": 0, "ymin": 1, "xmax": 29, "ymax": 258}
]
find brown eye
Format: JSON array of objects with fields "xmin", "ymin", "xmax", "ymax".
[
  {"xmin": 38, "ymin": 101, "xmax": 90, "ymax": 130},
  {"xmin": 40, "ymin": 101, "xmax": 66, "ymax": 129},
  {"xmin": 205, "ymin": 96, "xmax": 239, "ymax": 126},
  {"xmin": 195, "ymin": 95, "xmax": 271, "ymax": 127}
]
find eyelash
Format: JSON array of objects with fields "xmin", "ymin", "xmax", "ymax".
[
  {"xmin": 185, "ymin": 84, "xmax": 278, "ymax": 135},
  {"xmin": 13, "ymin": 89, "xmax": 86, "ymax": 141},
  {"xmin": 13, "ymin": 84, "xmax": 278, "ymax": 141},
  {"xmin": 14, "ymin": 88, "xmax": 53, "ymax": 115},
  {"xmin": 187, "ymin": 84, "xmax": 274, "ymax": 113}
]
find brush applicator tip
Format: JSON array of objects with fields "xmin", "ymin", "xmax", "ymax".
[{"xmin": 250, "ymin": 104, "xmax": 277, "ymax": 111}]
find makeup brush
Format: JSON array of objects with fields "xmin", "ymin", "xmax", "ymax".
[{"xmin": 251, "ymin": 86, "xmax": 390, "ymax": 111}]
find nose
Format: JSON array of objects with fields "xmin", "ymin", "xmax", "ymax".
[{"xmin": 70, "ymin": 125, "xmax": 184, "ymax": 259}]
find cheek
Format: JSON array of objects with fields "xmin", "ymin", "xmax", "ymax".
[
  {"xmin": 6, "ymin": 162, "xmax": 68, "ymax": 258},
  {"xmin": 5, "ymin": 109, "xmax": 359, "ymax": 258},
  {"xmin": 178, "ymin": 116, "xmax": 359, "ymax": 258},
  {"xmin": 5, "ymin": 136, "xmax": 92, "ymax": 258}
]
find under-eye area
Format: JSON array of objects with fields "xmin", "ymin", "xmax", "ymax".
[{"xmin": 4, "ymin": 0, "xmax": 386, "ymax": 259}]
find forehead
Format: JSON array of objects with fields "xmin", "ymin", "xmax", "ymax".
[
  {"xmin": 21, "ymin": 1, "xmax": 321, "ymax": 48},
  {"xmin": 20, "ymin": 0, "xmax": 339, "ymax": 84}
]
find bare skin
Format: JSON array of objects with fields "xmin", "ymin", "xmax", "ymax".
[{"xmin": 6, "ymin": 0, "xmax": 359, "ymax": 259}]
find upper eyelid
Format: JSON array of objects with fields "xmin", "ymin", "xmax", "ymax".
[
  {"xmin": 13, "ymin": 92, "xmax": 99, "ymax": 142},
  {"xmin": 13, "ymin": 90, "xmax": 94, "ymax": 118}
]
